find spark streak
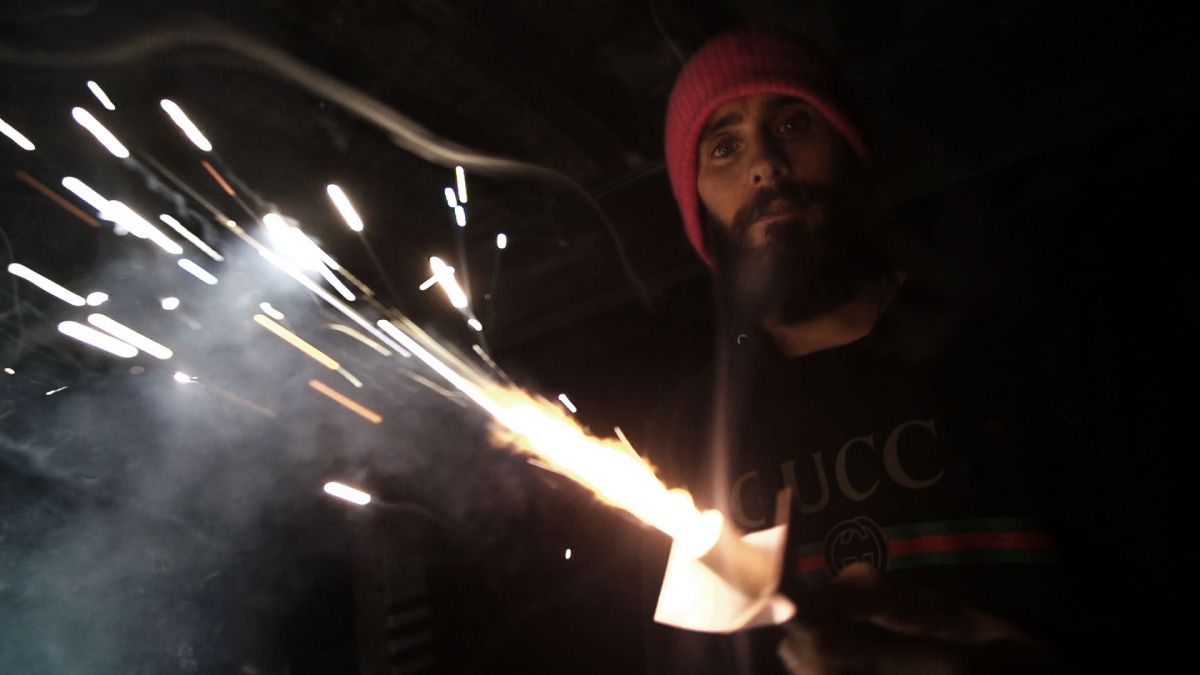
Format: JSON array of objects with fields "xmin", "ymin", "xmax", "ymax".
[
  {"xmin": 71, "ymin": 107, "xmax": 129, "ymax": 158},
  {"xmin": 496, "ymin": 233, "xmax": 507, "ymax": 249},
  {"xmin": 57, "ymin": 321, "xmax": 138, "ymax": 358},
  {"xmin": 309, "ymin": 380, "xmax": 382, "ymax": 424},
  {"xmin": 7, "ymin": 263, "xmax": 86, "ymax": 306},
  {"xmin": 455, "ymin": 165, "xmax": 468, "ymax": 203},
  {"xmin": 428, "ymin": 256, "xmax": 468, "ymax": 308},
  {"xmin": 327, "ymin": 324, "xmax": 391, "ymax": 356},
  {"xmin": 254, "ymin": 314, "xmax": 340, "ymax": 369},
  {"xmin": 0, "ymin": 116, "xmax": 35, "ymax": 151},
  {"xmin": 558, "ymin": 393, "xmax": 578, "ymax": 413},
  {"xmin": 61, "ymin": 177, "xmax": 109, "ymax": 212},
  {"xmin": 87, "ymin": 313, "xmax": 173, "ymax": 360},
  {"xmin": 104, "ymin": 201, "xmax": 184, "ymax": 255},
  {"xmin": 259, "ymin": 302, "xmax": 285, "ymax": 320},
  {"xmin": 161, "ymin": 297, "xmax": 180, "ymax": 310},
  {"xmin": 159, "ymin": 214, "xmax": 224, "ymax": 261},
  {"xmin": 467, "ymin": 318, "xmax": 483, "ymax": 332},
  {"xmin": 178, "ymin": 258, "xmax": 218, "ymax": 285},
  {"xmin": 160, "ymin": 99, "xmax": 213, "ymax": 152},
  {"xmin": 85, "ymin": 292, "xmax": 109, "ymax": 306},
  {"xmin": 323, "ymin": 481, "xmax": 372, "ymax": 505},
  {"xmin": 86, "ymin": 81, "xmax": 116, "ymax": 110},
  {"xmin": 454, "ymin": 205, "xmax": 466, "ymax": 227},
  {"xmin": 326, "ymin": 184, "xmax": 364, "ymax": 232},
  {"xmin": 444, "ymin": 187, "xmax": 458, "ymax": 208}
]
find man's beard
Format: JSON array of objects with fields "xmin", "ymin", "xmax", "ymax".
[{"xmin": 708, "ymin": 179, "xmax": 886, "ymax": 329}]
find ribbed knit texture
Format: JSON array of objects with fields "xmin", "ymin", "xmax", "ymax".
[{"xmin": 664, "ymin": 28, "xmax": 871, "ymax": 265}]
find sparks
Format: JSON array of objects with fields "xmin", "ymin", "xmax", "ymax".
[
  {"xmin": 496, "ymin": 232, "xmax": 507, "ymax": 249},
  {"xmin": 0, "ymin": 116, "xmax": 35, "ymax": 151},
  {"xmin": 259, "ymin": 302, "xmax": 285, "ymax": 321},
  {"xmin": 565, "ymin": 548, "xmax": 572, "ymax": 560},
  {"xmin": 173, "ymin": 371, "xmax": 194, "ymax": 384},
  {"xmin": 161, "ymin": 297, "xmax": 180, "ymax": 310},
  {"xmin": 326, "ymin": 184, "xmax": 364, "ymax": 232},
  {"xmin": 61, "ymin": 177, "xmax": 109, "ymax": 212},
  {"xmin": 454, "ymin": 205, "xmax": 466, "ymax": 227},
  {"xmin": 558, "ymin": 393, "xmax": 578, "ymax": 414},
  {"xmin": 86, "ymin": 80, "xmax": 116, "ymax": 110},
  {"xmin": 87, "ymin": 313, "xmax": 173, "ymax": 360},
  {"xmin": 104, "ymin": 201, "xmax": 184, "ymax": 255},
  {"xmin": 444, "ymin": 186, "xmax": 458, "ymax": 208},
  {"xmin": 160, "ymin": 99, "xmax": 213, "ymax": 152},
  {"xmin": 57, "ymin": 320, "xmax": 138, "ymax": 358},
  {"xmin": 159, "ymin": 214, "xmax": 224, "ymax": 261},
  {"xmin": 467, "ymin": 318, "xmax": 483, "ymax": 332},
  {"xmin": 428, "ymin": 256, "xmax": 469, "ymax": 308},
  {"xmin": 375, "ymin": 319, "xmax": 723, "ymax": 558},
  {"xmin": 85, "ymin": 291, "xmax": 109, "ymax": 306},
  {"xmin": 71, "ymin": 107, "xmax": 129, "ymax": 158},
  {"xmin": 3, "ymin": 368, "xmax": 14, "ymax": 375},
  {"xmin": 327, "ymin": 323, "xmax": 391, "ymax": 356},
  {"xmin": 45, "ymin": 386, "xmax": 68, "ymax": 396},
  {"xmin": 455, "ymin": 165, "xmax": 468, "ymax": 203},
  {"xmin": 309, "ymin": 380, "xmax": 382, "ymax": 424},
  {"xmin": 254, "ymin": 314, "xmax": 340, "ymax": 369},
  {"xmin": 323, "ymin": 481, "xmax": 372, "ymax": 505},
  {"xmin": 178, "ymin": 258, "xmax": 218, "ymax": 285},
  {"xmin": 8, "ymin": 263, "xmax": 86, "ymax": 306}
]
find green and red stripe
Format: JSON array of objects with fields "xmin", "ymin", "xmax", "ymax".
[{"xmin": 793, "ymin": 518, "xmax": 1056, "ymax": 581}]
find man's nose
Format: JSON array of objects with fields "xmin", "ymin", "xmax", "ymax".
[{"xmin": 748, "ymin": 131, "xmax": 790, "ymax": 187}]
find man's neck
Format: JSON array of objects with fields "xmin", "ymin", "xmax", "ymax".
[{"xmin": 763, "ymin": 273, "xmax": 904, "ymax": 358}]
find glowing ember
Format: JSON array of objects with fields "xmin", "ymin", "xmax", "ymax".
[
  {"xmin": 8, "ymin": 263, "xmax": 86, "ymax": 306},
  {"xmin": 326, "ymin": 184, "xmax": 364, "ymax": 232},
  {"xmin": 0, "ymin": 116, "xmax": 35, "ymax": 151},
  {"xmin": 71, "ymin": 107, "xmax": 129, "ymax": 158},
  {"xmin": 57, "ymin": 320, "xmax": 138, "ymax": 358},
  {"xmin": 87, "ymin": 313, "xmax": 173, "ymax": 360},
  {"xmin": 323, "ymin": 481, "xmax": 372, "ymax": 505},
  {"xmin": 455, "ymin": 165, "xmax": 468, "ymax": 203},
  {"xmin": 159, "ymin": 214, "xmax": 224, "ymax": 261},
  {"xmin": 160, "ymin": 99, "xmax": 213, "ymax": 152},
  {"xmin": 86, "ymin": 81, "xmax": 116, "ymax": 111}
]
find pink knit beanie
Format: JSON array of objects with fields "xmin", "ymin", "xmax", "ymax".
[{"xmin": 664, "ymin": 28, "xmax": 872, "ymax": 265}]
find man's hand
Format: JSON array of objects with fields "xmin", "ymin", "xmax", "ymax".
[{"xmin": 777, "ymin": 563, "xmax": 1057, "ymax": 675}]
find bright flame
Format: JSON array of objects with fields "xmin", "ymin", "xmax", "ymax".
[
  {"xmin": 254, "ymin": 314, "xmax": 340, "ymax": 369},
  {"xmin": 376, "ymin": 319, "xmax": 723, "ymax": 558},
  {"xmin": 326, "ymin": 184, "xmax": 364, "ymax": 232},
  {"xmin": 159, "ymin": 214, "xmax": 224, "ymax": 261},
  {"xmin": 428, "ymin": 256, "xmax": 468, "ymax": 308},
  {"xmin": 87, "ymin": 313, "xmax": 173, "ymax": 360},
  {"xmin": 443, "ymin": 186, "xmax": 458, "ymax": 208},
  {"xmin": 455, "ymin": 166, "xmax": 468, "ymax": 203},
  {"xmin": 86, "ymin": 81, "xmax": 116, "ymax": 110},
  {"xmin": 57, "ymin": 320, "xmax": 138, "ymax": 358},
  {"xmin": 178, "ymin": 258, "xmax": 218, "ymax": 285},
  {"xmin": 0, "ymin": 116, "xmax": 35, "ymax": 151},
  {"xmin": 496, "ymin": 232, "xmax": 507, "ymax": 249},
  {"xmin": 160, "ymin": 99, "xmax": 213, "ymax": 152},
  {"xmin": 259, "ymin": 302, "xmax": 285, "ymax": 321},
  {"xmin": 454, "ymin": 205, "xmax": 466, "ymax": 227},
  {"xmin": 8, "ymin": 263, "xmax": 86, "ymax": 306},
  {"xmin": 85, "ymin": 291, "xmax": 109, "ymax": 306},
  {"xmin": 558, "ymin": 393, "xmax": 578, "ymax": 413},
  {"xmin": 71, "ymin": 107, "xmax": 129, "ymax": 158},
  {"xmin": 323, "ymin": 481, "xmax": 372, "ymax": 505},
  {"xmin": 161, "ymin": 297, "xmax": 180, "ymax": 310}
]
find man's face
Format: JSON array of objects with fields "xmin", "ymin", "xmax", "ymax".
[{"xmin": 696, "ymin": 93, "xmax": 877, "ymax": 325}]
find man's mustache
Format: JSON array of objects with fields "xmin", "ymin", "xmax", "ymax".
[{"xmin": 729, "ymin": 181, "xmax": 830, "ymax": 237}]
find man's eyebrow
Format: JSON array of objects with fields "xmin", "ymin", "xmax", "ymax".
[{"xmin": 700, "ymin": 112, "xmax": 742, "ymax": 142}]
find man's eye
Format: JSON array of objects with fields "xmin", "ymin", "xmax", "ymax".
[
  {"xmin": 710, "ymin": 141, "xmax": 737, "ymax": 159},
  {"xmin": 778, "ymin": 111, "xmax": 812, "ymax": 135}
]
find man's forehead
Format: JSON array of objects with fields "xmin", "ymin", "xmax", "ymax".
[{"xmin": 701, "ymin": 94, "xmax": 813, "ymax": 137}]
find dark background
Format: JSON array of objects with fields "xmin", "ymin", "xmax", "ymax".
[{"xmin": 1, "ymin": 1, "xmax": 1198, "ymax": 673}]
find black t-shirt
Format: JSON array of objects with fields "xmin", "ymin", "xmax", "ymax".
[{"xmin": 642, "ymin": 278, "xmax": 1189, "ymax": 673}]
